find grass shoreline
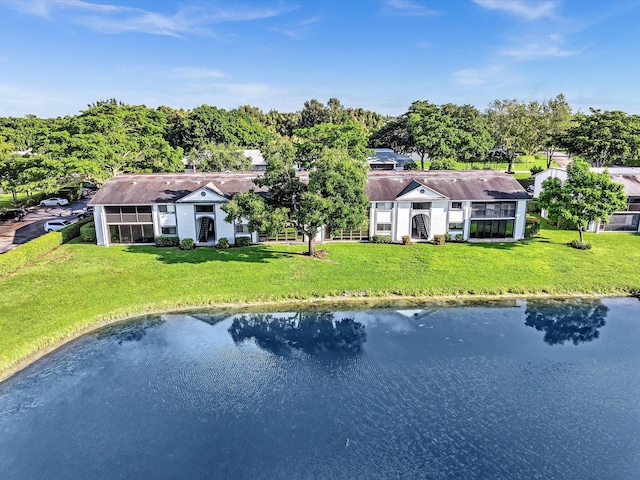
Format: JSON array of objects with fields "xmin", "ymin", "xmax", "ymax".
[
  {"xmin": 1, "ymin": 221, "xmax": 640, "ymax": 382},
  {"xmin": 0, "ymin": 291, "xmax": 627, "ymax": 384}
]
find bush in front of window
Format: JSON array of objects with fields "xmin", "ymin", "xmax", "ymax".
[
  {"xmin": 215, "ymin": 237, "xmax": 230, "ymax": 249},
  {"xmin": 155, "ymin": 236, "xmax": 180, "ymax": 247},
  {"xmin": 455, "ymin": 234, "xmax": 464, "ymax": 242},
  {"xmin": 444, "ymin": 233, "xmax": 452, "ymax": 242},
  {"xmin": 401, "ymin": 235, "xmax": 411, "ymax": 245},
  {"xmin": 371, "ymin": 234, "xmax": 392, "ymax": 244},
  {"xmin": 179, "ymin": 238, "xmax": 196, "ymax": 250},
  {"xmin": 235, "ymin": 236, "xmax": 251, "ymax": 247},
  {"xmin": 433, "ymin": 234, "xmax": 446, "ymax": 245}
]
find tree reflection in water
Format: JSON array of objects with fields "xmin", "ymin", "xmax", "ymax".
[
  {"xmin": 228, "ymin": 312, "xmax": 366, "ymax": 357},
  {"xmin": 96, "ymin": 317, "xmax": 164, "ymax": 344},
  {"xmin": 524, "ymin": 299, "xmax": 609, "ymax": 345}
]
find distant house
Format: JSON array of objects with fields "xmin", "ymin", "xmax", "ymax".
[
  {"xmin": 182, "ymin": 149, "xmax": 266, "ymax": 173},
  {"xmin": 88, "ymin": 170, "xmax": 530, "ymax": 246},
  {"xmin": 367, "ymin": 148, "xmax": 414, "ymax": 170},
  {"xmin": 533, "ymin": 167, "xmax": 640, "ymax": 232}
]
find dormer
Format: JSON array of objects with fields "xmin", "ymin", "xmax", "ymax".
[
  {"xmin": 396, "ymin": 180, "xmax": 448, "ymax": 201},
  {"xmin": 176, "ymin": 182, "xmax": 227, "ymax": 203}
]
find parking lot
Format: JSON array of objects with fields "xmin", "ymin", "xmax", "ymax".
[{"xmin": 0, "ymin": 198, "xmax": 90, "ymax": 254}]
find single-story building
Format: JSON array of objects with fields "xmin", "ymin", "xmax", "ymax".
[
  {"xmin": 88, "ymin": 170, "xmax": 530, "ymax": 246},
  {"xmin": 367, "ymin": 148, "xmax": 414, "ymax": 170},
  {"xmin": 533, "ymin": 167, "xmax": 640, "ymax": 232}
]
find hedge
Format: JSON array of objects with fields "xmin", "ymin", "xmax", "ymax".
[
  {"xmin": 80, "ymin": 224, "xmax": 96, "ymax": 243},
  {"xmin": 0, "ymin": 217, "xmax": 93, "ymax": 277}
]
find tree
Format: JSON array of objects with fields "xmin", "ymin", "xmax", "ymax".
[
  {"xmin": 539, "ymin": 159, "xmax": 627, "ymax": 243},
  {"xmin": 524, "ymin": 299, "xmax": 608, "ymax": 345},
  {"xmin": 44, "ymin": 103, "xmax": 184, "ymax": 181},
  {"xmin": 486, "ymin": 99, "xmax": 544, "ymax": 173},
  {"xmin": 187, "ymin": 143, "xmax": 252, "ymax": 172},
  {"xmin": 223, "ymin": 140, "xmax": 369, "ymax": 256},
  {"xmin": 541, "ymin": 94, "xmax": 573, "ymax": 168},
  {"xmin": 406, "ymin": 100, "xmax": 455, "ymax": 169},
  {"xmin": 554, "ymin": 108, "xmax": 640, "ymax": 167},
  {"xmin": 440, "ymin": 103, "xmax": 493, "ymax": 167},
  {"xmin": 294, "ymin": 122, "xmax": 371, "ymax": 164}
]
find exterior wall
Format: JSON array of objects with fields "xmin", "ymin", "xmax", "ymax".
[
  {"xmin": 396, "ymin": 203, "xmax": 411, "ymax": 242},
  {"xmin": 533, "ymin": 168, "xmax": 567, "ymax": 198},
  {"xmin": 215, "ymin": 204, "xmax": 234, "ymax": 242},
  {"xmin": 430, "ymin": 202, "xmax": 448, "ymax": 238},
  {"xmin": 175, "ymin": 204, "xmax": 196, "ymax": 240},
  {"xmin": 514, "ymin": 200, "xmax": 528, "ymax": 239},
  {"xmin": 94, "ymin": 206, "xmax": 107, "ymax": 246}
]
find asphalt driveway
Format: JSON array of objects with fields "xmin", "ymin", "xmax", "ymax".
[{"xmin": 0, "ymin": 198, "xmax": 89, "ymax": 254}]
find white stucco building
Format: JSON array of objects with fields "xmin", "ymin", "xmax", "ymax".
[
  {"xmin": 88, "ymin": 170, "xmax": 530, "ymax": 246},
  {"xmin": 533, "ymin": 167, "xmax": 640, "ymax": 232}
]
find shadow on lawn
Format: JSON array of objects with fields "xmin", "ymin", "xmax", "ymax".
[
  {"xmin": 465, "ymin": 237, "xmax": 536, "ymax": 250},
  {"xmin": 124, "ymin": 244, "xmax": 296, "ymax": 264}
]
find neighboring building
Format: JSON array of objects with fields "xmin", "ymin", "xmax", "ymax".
[
  {"xmin": 182, "ymin": 149, "xmax": 265, "ymax": 173},
  {"xmin": 367, "ymin": 148, "xmax": 414, "ymax": 170},
  {"xmin": 88, "ymin": 170, "xmax": 530, "ymax": 246},
  {"xmin": 533, "ymin": 167, "xmax": 640, "ymax": 232}
]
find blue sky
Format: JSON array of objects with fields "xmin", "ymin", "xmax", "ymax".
[{"xmin": 1, "ymin": 0, "xmax": 639, "ymax": 118}]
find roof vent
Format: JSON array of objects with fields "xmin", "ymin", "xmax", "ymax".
[
  {"xmin": 132, "ymin": 181, "xmax": 137, "ymax": 185},
  {"xmin": 166, "ymin": 181, "xmax": 171, "ymax": 185}
]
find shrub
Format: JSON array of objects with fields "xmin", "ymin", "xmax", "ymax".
[
  {"xmin": 371, "ymin": 234, "xmax": 392, "ymax": 244},
  {"xmin": 0, "ymin": 231, "xmax": 63, "ymax": 277},
  {"xmin": 570, "ymin": 239, "xmax": 592, "ymax": 250},
  {"xmin": 80, "ymin": 224, "xmax": 96, "ymax": 243},
  {"xmin": 401, "ymin": 235, "xmax": 411, "ymax": 245},
  {"xmin": 527, "ymin": 200, "xmax": 541, "ymax": 214},
  {"xmin": 455, "ymin": 234, "xmax": 464, "ymax": 242},
  {"xmin": 403, "ymin": 161, "xmax": 419, "ymax": 170},
  {"xmin": 60, "ymin": 217, "xmax": 94, "ymax": 243},
  {"xmin": 429, "ymin": 158, "xmax": 457, "ymax": 170},
  {"xmin": 524, "ymin": 216, "xmax": 541, "ymax": 237},
  {"xmin": 155, "ymin": 236, "xmax": 180, "ymax": 247},
  {"xmin": 530, "ymin": 165, "xmax": 544, "ymax": 175},
  {"xmin": 444, "ymin": 232, "xmax": 452, "ymax": 242},
  {"xmin": 433, "ymin": 234, "xmax": 446, "ymax": 245},
  {"xmin": 215, "ymin": 237, "xmax": 230, "ymax": 249},
  {"xmin": 235, "ymin": 236, "xmax": 251, "ymax": 247},
  {"xmin": 556, "ymin": 217, "xmax": 577, "ymax": 230},
  {"xmin": 179, "ymin": 238, "xmax": 196, "ymax": 250}
]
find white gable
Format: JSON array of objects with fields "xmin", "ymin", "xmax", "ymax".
[
  {"xmin": 396, "ymin": 183, "xmax": 447, "ymax": 201},
  {"xmin": 177, "ymin": 183, "xmax": 228, "ymax": 203}
]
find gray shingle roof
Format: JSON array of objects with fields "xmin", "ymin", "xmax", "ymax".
[{"xmin": 90, "ymin": 170, "xmax": 530, "ymax": 206}]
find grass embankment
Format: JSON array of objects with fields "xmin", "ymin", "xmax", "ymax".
[{"xmin": 1, "ymin": 222, "xmax": 640, "ymax": 376}]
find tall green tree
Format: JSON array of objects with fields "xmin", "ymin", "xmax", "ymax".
[
  {"xmin": 539, "ymin": 159, "xmax": 627, "ymax": 243},
  {"xmin": 554, "ymin": 108, "xmax": 639, "ymax": 167},
  {"xmin": 223, "ymin": 140, "xmax": 369, "ymax": 256},
  {"xmin": 440, "ymin": 103, "xmax": 493, "ymax": 167},
  {"xmin": 187, "ymin": 143, "xmax": 252, "ymax": 172},
  {"xmin": 294, "ymin": 122, "xmax": 371, "ymax": 163},
  {"xmin": 44, "ymin": 103, "xmax": 184, "ymax": 181},
  {"xmin": 541, "ymin": 94, "xmax": 573, "ymax": 168},
  {"xmin": 406, "ymin": 100, "xmax": 455, "ymax": 169}
]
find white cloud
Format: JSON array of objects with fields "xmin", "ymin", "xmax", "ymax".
[
  {"xmin": 164, "ymin": 67, "xmax": 225, "ymax": 79},
  {"xmin": 382, "ymin": 0, "xmax": 440, "ymax": 17},
  {"xmin": 452, "ymin": 65, "xmax": 515, "ymax": 86},
  {"xmin": 0, "ymin": 0, "xmax": 291, "ymax": 37},
  {"xmin": 500, "ymin": 43, "xmax": 578, "ymax": 59},
  {"xmin": 472, "ymin": 0, "xmax": 559, "ymax": 20}
]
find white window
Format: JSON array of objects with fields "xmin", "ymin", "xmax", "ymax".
[
  {"xmin": 158, "ymin": 205, "xmax": 175, "ymax": 213},
  {"xmin": 376, "ymin": 223, "xmax": 392, "ymax": 231},
  {"xmin": 376, "ymin": 202, "xmax": 393, "ymax": 209}
]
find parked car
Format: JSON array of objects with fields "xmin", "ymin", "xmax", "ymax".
[
  {"xmin": 0, "ymin": 209, "xmax": 27, "ymax": 222},
  {"xmin": 77, "ymin": 206, "xmax": 94, "ymax": 219},
  {"xmin": 44, "ymin": 220, "xmax": 72, "ymax": 232},
  {"xmin": 40, "ymin": 197, "xmax": 69, "ymax": 207}
]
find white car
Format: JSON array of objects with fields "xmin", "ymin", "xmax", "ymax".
[
  {"xmin": 44, "ymin": 220, "xmax": 72, "ymax": 232},
  {"xmin": 40, "ymin": 197, "xmax": 70, "ymax": 207}
]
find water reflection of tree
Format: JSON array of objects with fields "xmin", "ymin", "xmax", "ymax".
[
  {"xmin": 96, "ymin": 317, "xmax": 164, "ymax": 344},
  {"xmin": 228, "ymin": 312, "xmax": 366, "ymax": 356},
  {"xmin": 524, "ymin": 299, "xmax": 609, "ymax": 345}
]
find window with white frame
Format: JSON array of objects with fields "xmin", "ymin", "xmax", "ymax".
[
  {"xmin": 376, "ymin": 202, "xmax": 393, "ymax": 209},
  {"xmin": 376, "ymin": 223, "xmax": 392, "ymax": 231}
]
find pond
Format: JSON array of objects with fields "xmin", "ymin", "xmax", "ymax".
[{"xmin": 1, "ymin": 298, "xmax": 640, "ymax": 479}]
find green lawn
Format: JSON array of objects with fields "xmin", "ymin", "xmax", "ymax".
[
  {"xmin": 421, "ymin": 155, "xmax": 557, "ymax": 172},
  {"xmin": 0, "ymin": 193, "xmax": 31, "ymax": 209},
  {"xmin": 1, "ymin": 222, "xmax": 640, "ymax": 376}
]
